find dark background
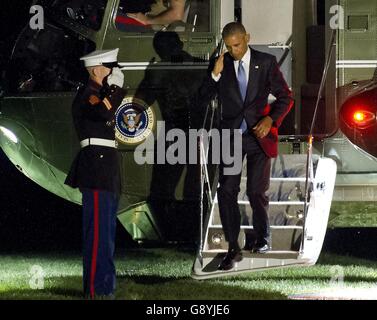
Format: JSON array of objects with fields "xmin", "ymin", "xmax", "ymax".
[
  {"xmin": 0, "ymin": 1, "xmax": 134, "ymax": 253},
  {"xmin": 0, "ymin": 0, "xmax": 376, "ymax": 259}
]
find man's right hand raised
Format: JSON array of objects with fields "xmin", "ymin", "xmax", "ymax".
[
  {"xmin": 107, "ymin": 68, "xmax": 124, "ymax": 88},
  {"xmin": 212, "ymin": 52, "xmax": 225, "ymax": 77}
]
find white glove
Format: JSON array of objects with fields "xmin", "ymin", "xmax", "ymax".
[{"xmin": 106, "ymin": 67, "xmax": 124, "ymax": 88}]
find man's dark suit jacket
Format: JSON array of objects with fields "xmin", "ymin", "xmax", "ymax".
[{"xmin": 201, "ymin": 47, "xmax": 294, "ymax": 158}]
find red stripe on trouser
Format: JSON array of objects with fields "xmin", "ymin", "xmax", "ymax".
[{"xmin": 90, "ymin": 191, "xmax": 99, "ymax": 299}]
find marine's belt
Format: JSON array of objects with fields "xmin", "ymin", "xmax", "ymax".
[{"xmin": 80, "ymin": 138, "xmax": 117, "ymax": 149}]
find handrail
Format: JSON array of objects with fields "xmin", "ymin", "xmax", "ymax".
[
  {"xmin": 197, "ymin": 40, "xmax": 224, "ymax": 266},
  {"xmin": 201, "ymin": 99, "xmax": 217, "ymax": 203},
  {"xmin": 300, "ymin": 29, "xmax": 336, "ymax": 254},
  {"xmin": 198, "ymin": 97, "xmax": 218, "ymax": 266}
]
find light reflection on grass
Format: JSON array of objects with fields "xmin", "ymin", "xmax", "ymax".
[{"xmin": 0, "ymin": 249, "xmax": 376, "ymax": 300}]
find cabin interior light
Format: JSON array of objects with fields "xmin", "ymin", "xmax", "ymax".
[{"xmin": 211, "ymin": 233, "xmax": 223, "ymax": 245}]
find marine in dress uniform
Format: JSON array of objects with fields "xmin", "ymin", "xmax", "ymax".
[{"xmin": 65, "ymin": 48, "xmax": 126, "ymax": 299}]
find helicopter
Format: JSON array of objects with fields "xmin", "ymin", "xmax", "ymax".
[{"xmin": 0, "ymin": 0, "xmax": 376, "ymax": 277}]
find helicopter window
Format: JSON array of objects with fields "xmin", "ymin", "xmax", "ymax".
[
  {"xmin": 115, "ymin": 0, "xmax": 210, "ymax": 33},
  {"xmin": 347, "ymin": 15, "xmax": 369, "ymax": 31},
  {"xmin": 5, "ymin": 23, "xmax": 95, "ymax": 94},
  {"xmin": 52, "ymin": 0, "xmax": 107, "ymax": 31}
]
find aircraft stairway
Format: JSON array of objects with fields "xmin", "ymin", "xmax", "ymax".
[{"xmin": 191, "ymin": 153, "xmax": 337, "ymax": 279}]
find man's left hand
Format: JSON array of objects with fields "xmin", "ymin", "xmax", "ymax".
[{"xmin": 253, "ymin": 116, "xmax": 273, "ymax": 138}]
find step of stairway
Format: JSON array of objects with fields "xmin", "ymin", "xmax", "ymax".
[
  {"xmin": 202, "ymin": 249, "xmax": 300, "ymax": 260},
  {"xmin": 206, "ymin": 226, "xmax": 303, "ymax": 252},
  {"xmin": 237, "ymin": 200, "xmax": 305, "ymax": 205},
  {"xmin": 208, "ymin": 225, "xmax": 303, "ymax": 230},
  {"xmin": 271, "ymin": 154, "xmax": 319, "ymax": 178},
  {"xmin": 210, "ymin": 203, "xmax": 305, "ymax": 226},
  {"xmin": 269, "ymin": 177, "xmax": 312, "ymax": 182},
  {"xmin": 238, "ymin": 154, "xmax": 319, "ymax": 178},
  {"xmin": 191, "ymin": 252, "xmax": 309, "ymax": 279},
  {"xmin": 220, "ymin": 178, "xmax": 311, "ymax": 203}
]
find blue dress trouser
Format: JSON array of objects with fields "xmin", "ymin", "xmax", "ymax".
[{"xmin": 81, "ymin": 189, "xmax": 118, "ymax": 298}]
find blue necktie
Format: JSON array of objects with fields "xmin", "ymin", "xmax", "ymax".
[{"xmin": 238, "ymin": 60, "xmax": 248, "ymax": 134}]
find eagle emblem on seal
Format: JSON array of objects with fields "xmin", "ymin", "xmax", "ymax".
[
  {"xmin": 115, "ymin": 97, "xmax": 155, "ymax": 145},
  {"xmin": 122, "ymin": 111, "xmax": 143, "ymax": 133}
]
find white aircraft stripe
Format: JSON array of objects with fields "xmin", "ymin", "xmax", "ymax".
[
  {"xmin": 336, "ymin": 65, "xmax": 377, "ymax": 69},
  {"xmin": 336, "ymin": 60, "xmax": 377, "ymax": 68},
  {"xmin": 337, "ymin": 60, "xmax": 377, "ymax": 64},
  {"xmin": 119, "ymin": 61, "xmax": 209, "ymax": 70}
]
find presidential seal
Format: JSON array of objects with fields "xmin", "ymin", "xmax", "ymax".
[{"xmin": 115, "ymin": 96, "xmax": 155, "ymax": 145}]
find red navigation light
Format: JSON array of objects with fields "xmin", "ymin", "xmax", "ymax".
[
  {"xmin": 353, "ymin": 112, "xmax": 365, "ymax": 122},
  {"xmin": 352, "ymin": 110, "xmax": 376, "ymax": 128}
]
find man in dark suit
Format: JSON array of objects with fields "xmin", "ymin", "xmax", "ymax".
[
  {"xmin": 65, "ymin": 48, "xmax": 126, "ymax": 298},
  {"xmin": 201, "ymin": 22, "xmax": 293, "ymax": 270}
]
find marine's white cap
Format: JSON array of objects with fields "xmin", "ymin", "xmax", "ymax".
[{"xmin": 80, "ymin": 48, "xmax": 119, "ymax": 67}]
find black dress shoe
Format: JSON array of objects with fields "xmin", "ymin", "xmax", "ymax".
[
  {"xmin": 244, "ymin": 233, "xmax": 256, "ymax": 251},
  {"xmin": 252, "ymin": 244, "xmax": 270, "ymax": 254},
  {"xmin": 84, "ymin": 293, "xmax": 115, "ymax": 300},
  {"xmin": 243, "ymin": 242, "xmax": 255, "ymax": 251},
  {"xmin": 218, "ymin": 248, "xmax": 243, "ymax": 271}
]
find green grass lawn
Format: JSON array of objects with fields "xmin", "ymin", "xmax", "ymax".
[
  {"xmin": 329, "ymin": 202, "xmax": 377, "ymax": 227},
  {"xmin": 0, "ymin": 248, "xmax": 376, "ymax": 300}
]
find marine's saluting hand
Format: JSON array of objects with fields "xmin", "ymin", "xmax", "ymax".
[{"xmin": 107, "ymin": 67, "xmax": 124, "ymax": 88}]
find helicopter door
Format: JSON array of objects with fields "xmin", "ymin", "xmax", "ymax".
[
  {"xmin": 242, "ymin": 0, "xmax": 295, "ymax": 135},
  {"xmin": 191, "ymin": 0, "xmax": 337, "ymax": 279}
]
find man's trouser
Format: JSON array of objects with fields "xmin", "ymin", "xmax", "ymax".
[
  {"xmin": 81, "ymin": 189, "xmax": 118, "ymax": 298},
  {"xmin": 217, "ymin": 132, "xmax": 271, "ymax": 247}
]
